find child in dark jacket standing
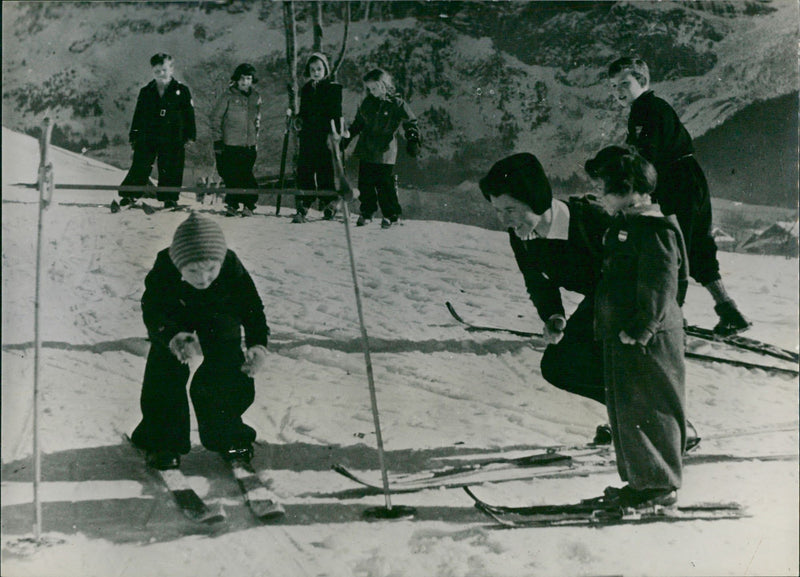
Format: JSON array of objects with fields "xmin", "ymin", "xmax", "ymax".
[
  {"xmin": 593, "ymin": 147, "xmax": 689, "ymax": 509},
  {"xmin": 341, "ymin": 68, "xmax": 421, "ymax": 229},
  {"xmin": 292, "ymin": 53, "xmax": 344, "ymax": 224},
  {"xmin": 210, "ymin": 63, "xmax": 262, "ymax": 217},
  {"xmin": 118, "ymin": 53, "xmax": 196, "ymax": 209},
  {"xmin": 131, "ymin": 213, "xmax": 269, "ymax": 469},
  {"xmin": 607, "ymin": 56, "xmax": 749, "ymax": 336}
]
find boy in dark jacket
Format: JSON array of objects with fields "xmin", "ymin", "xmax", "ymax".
[
  {"xmin": 131, "ymin": 213, "xmax": 269, "ymax": 469},
  {"xmin": 593, "ymin": 148, "xmax": 689, "ymax": 509},
  {"xmin": 607, "ymin": 56, "xmax": 749, "ymax": 336},
  {"xmin": 118, "ymin": 53, "xmax": 196, "ymax": 209},
  {"xmin": 341, "ymin": 68, "xmax": 420, "ymax": 229},
  {"xmin": 293, "ymin": 53, "xmax": 343, "ymax": 223}
]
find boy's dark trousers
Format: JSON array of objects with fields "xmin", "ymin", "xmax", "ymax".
[
  {"xmin": 131, "ymin": 338, "xmax": 256, "ymax": 455},
  {"xmin": 357, "ymin": 162, "xmax": 401, "ymax": 220},
  {"xmin": 221, "ymin": 145, "xmax": 259, "ymax": 210},
  {"xmin": 295, "ymin": 133, "xmax": 337, "ymax": 214},
  {"xmin": 539, "ymin": 297, "xmax": 605, "ymax": 405},
  {"xmin": 654, "ymin": 157, "xmax": 720, "ymax": 285},
  {"xmin": 120, "ymin": 140, "xmax": 185, "ymax": 202}
]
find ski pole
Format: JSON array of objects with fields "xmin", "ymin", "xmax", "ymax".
[
  {"xmin": 275, "ymin": 108, "xmax": 292, "ymax": 216},
  {"xmin": 328, "ymin": 127, "xmax": 415, "ymax": 519},
  {"xmin": 33, "ymin": 117, "xmax": 54, "ymax": 540}
]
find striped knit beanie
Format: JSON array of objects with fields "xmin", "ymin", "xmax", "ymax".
[{"xmin": 169, "ymin": 212, "xmax": 227, "ymax": 270}]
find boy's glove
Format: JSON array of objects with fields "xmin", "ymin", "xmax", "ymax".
[
  {"xmin": 241, "ymin": 345, "xmax": 268, "ymax": 377},
  {"xmin": 543, "ymin": 314, "xmax": 567, "ymax": 345},
  {"xmin": 169, "ymin": 332, "xmax": 203, "ymax": 364}
]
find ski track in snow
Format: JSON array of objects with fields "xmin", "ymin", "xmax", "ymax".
[{"xmin": 2, "ymin": 127, "xmax": 799, "ymax": 576}]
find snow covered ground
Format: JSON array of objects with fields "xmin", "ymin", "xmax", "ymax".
[{"xmin": 2, "ymin": 127, "xmax": 798, "ymax": 576}]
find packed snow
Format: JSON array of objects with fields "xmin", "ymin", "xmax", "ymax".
[{"xmin": 2, "ymin": 128, "xmax": 798, "ymax": 576}]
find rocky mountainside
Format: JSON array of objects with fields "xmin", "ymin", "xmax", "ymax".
[{"xmin": 2, "ymin": 0, "xmax": 797, "ymax": 207}]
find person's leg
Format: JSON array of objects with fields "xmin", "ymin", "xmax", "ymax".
[
  {"xmin": 314, "ymin": 146, "xmax": 338, "ymax": 218},
  {"xmin": 606, "ymin": 332, "xmax": 685, "ymax": 492},
  {"xmin": 664, "ymin": 161, "xmax": 748, "ymax": 335},
  {"xmin": 375, "ymin": 168, "xmax": 401, "ymax": 221},
  {"xmin": 155, "ymin": 142, "xmax": 184, "ymax": 203},
  {"xmin": 241, "ymin": 146, "xmax": 259, "ymax": 211},
  {"xmin": 119, "ymin": 143, "xmax": 158, "ymax": 202},
  {"xmin": 190, "ymin": 315, "xmax": 257, "ymax": 453},
  {"xmin": 357, "ymin": 162, "xmax": 380, "ymax": 222},
  {"xmin": 190, "ymin": 342, "xmax": 256, "ymax": 453},
  {"xmin": 540, "ymin": 299, "xmax": 605, "ymax": 405},
  {"xmin": 131, "ymin": 345, "xmax": 192, "ymax": 456}
]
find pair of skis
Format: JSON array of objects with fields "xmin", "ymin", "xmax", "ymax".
[
  {"xmin": 125, "ymin": 436, "xmax": 284, "ymax": 525},
  {"xmin": 445, "ymin": 301, "xmax": 798, "ymax": 375},
  {"xmin": 110, "ymin": 199, "xmax": 187, "ymax": 215}
]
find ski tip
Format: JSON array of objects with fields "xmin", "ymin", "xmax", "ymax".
[{"xmin": 199, "ymin": 507, "xmax": 227, "ymax": 524}]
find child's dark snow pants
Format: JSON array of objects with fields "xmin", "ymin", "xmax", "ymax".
[
  {"xmin": 221, "ymin": 145, "xmax": 258, "ymax": 210},
  {"xmin": 131, "ymin": 337, "xmax": 256, "ymax": 455},
  {"xmin": 603, "ymin": 329, "xmax": 686, "ymax": 491},
  {"xmin": 296, "ymin": 131, "xmax": 337, "ymax": 214},
  {"xmin": 357, "ymin": 162, "xmax": 401, "ymax": 220}
]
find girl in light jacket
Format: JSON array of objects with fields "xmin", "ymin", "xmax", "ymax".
[{"xmin": 210, "ymin": 63, "xmax": 262, "ymax": 217}]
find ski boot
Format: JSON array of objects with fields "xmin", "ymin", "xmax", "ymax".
[
  {"xmin": 223, "ymin": 444, "xmax": 254, "ymax": 463},
  {"xmin": 713, "ymin": 301, "xmax": 751, "ymax": 336},
  {"xmin": 146, "ymin": 451, "xmax": 181, "ymax": 470}
]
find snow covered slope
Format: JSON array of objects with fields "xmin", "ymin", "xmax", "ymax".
[{"xmin": 2, "ymin": 128, "xmax": 798, "ymax": 577}]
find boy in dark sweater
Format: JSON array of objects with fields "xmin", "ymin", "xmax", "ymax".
[
  {"xmin": 131, "ymin": 213, "xmax": 269, "ymax": 469},
  {"xmin": 607, "ymin": 56, "xmax": 749, "ymax": 336}
]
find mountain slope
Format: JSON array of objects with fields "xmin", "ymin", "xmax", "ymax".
[{"xmin": 1, "ymin": 1, "xmax": 798, "ymax": 207}]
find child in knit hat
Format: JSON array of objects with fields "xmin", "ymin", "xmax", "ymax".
[{"xmin": 130, "ymin": 212, "xmax": 269, "ymax": 469}]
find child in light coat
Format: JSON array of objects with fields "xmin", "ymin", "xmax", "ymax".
[{"xmin": 210, "ymin": 63, "xmax": 262, "ymax": 217}]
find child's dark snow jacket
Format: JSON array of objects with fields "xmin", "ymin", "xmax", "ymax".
[
  {"xmin": 142, "ymin": 249, "xmax": 269, "ymax": 352},
  {"xmin": 349, "ymin": 94, "xmax": 418, "ymax": 165}
]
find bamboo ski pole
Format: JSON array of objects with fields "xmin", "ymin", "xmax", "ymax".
[
  {"xmin": 33, "ymin": 117, "xmax": 54, "ymax": 539},
  {"xmin": 328, "ymin": 124, "xmax": 414, "ymax": 518}
]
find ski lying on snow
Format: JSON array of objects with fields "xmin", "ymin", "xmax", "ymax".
[
  {"xmin": 110, "ymin": 200, "xmax": 188, "ymax": 214},
  {"xmin": 684, "ymin": 324, "xmax": 798, "ymax": 364},
  {"xmin": 463, "ymin": 487, "xmax": 746, "ymax": 527},
  {"xmin": 683, "ymin": 351, "xmax": 797, "ymax": 375},
  {"xmin": 445, "ymin": 301, "xmax": 798, "ymax": 371},
  {"xmin": 333, "ymin": 446, "xmax": 797, "ymax": 496},
  {"xmin": 123, "ymin": 435, "xmax": 226, "ymax": 524},
  {"xmin": 227, "ymin": 458, "xmax": 285, "ymax": 521},
  {"xmin": 332, "ymin": 450, "xmax": 605, "ymax": 494}
]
